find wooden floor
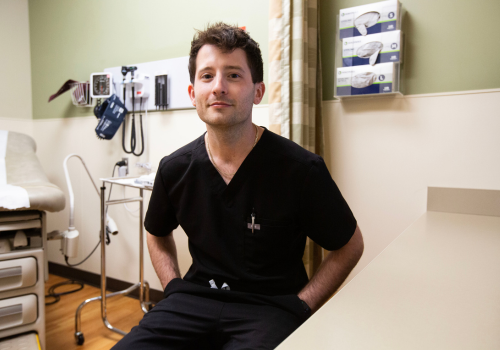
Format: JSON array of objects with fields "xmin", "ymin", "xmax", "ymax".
[{"xmin": 45, "ymin": 274, "xmax": 145, "ymax": 350}]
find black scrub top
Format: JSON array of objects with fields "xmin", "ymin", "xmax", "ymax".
[{"xmin": 145, "ymin": 128, "xmax": 357, "ymax": 296}]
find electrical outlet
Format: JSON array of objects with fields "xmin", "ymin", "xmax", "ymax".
[{"xmin": 118, "ymin": 157, "xmax": 129, "ymax": 177}]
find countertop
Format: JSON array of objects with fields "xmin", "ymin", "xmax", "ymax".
[{"xmin": 277, "ymin": 211, "xmax": 500, "ymax": 349}]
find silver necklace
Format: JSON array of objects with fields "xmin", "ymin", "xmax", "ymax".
[{"xmin": 206, "ymin": 124, "xmax": 259, "ymax": 178}]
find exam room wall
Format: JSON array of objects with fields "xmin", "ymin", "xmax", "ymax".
[
  {"xmin": 27, "ymin": 0, "xmax": 269, "ymax": 120},
  {"xmin": 10, "ymin": 0, "xmax": 500, "ymax": 293},
  {"xmin": 323, "ymin": 89, "xmax": 500, "ymax": 280},
  {"xmin": 35, "ymin": 88, "xmax": 500, "ymax": 292},
  {"xmin": 0, "ymin": 0, "xmax": 33, "ymax": 134}
]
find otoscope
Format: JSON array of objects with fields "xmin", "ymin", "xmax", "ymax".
[{"xmin": 120, "ymin": 66, "xmax": 144, "ymax": 156}]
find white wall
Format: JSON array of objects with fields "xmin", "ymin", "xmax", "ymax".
[
  {"xmin": 3, "ymin": 89, "xmax": 499, "ymax": 292},
  {"xmin": 0, "ymin": 118, "xmax": 33, "ymax": 137},
  {"xmin": 0, "ymin": 0, "xmax": 32, "ymax": 122},
  {"xmin": 39, "ymin": 88, "xmax": 500, "ymax": 291},
  {"xmin": 324, "ymin": 89, "xmax": 500, "ymax": 281}
]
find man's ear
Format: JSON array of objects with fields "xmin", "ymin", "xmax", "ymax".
[
  {"xmin": 253, "ymin": 82, "xmax": 265, "ymax": 105},
  {"xmin": 188, "ymin": 84, "xmax": 196, "ymax": 106}
]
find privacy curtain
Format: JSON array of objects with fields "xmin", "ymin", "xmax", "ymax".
[{"xmin": 268, "ymin": 0, "xmax": 325, "ymax": 277}]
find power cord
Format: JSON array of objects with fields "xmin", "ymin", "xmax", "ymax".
[
  {"xmin": 45, "ymin": 279, "xmax": 84, "ymax": 305},
  {"xmin": 51, "ymin": 160, "xmax": 128, "ymax": 305},
  {"xmin": 64, "ymin": 241, "xmax": 100, "ymax": 267},
  {"xmin": 113, "ymin": 159, "xmax": 139, "ymax": 215},
  {"xmin": 123, "ymin": 186, "xmax": 140, "ymax": 215},
  {"xmin": 64, "ymin": 161, "xmax": 124, "ymax": 268}
]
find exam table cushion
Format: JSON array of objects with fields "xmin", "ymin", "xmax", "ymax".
[{"xmin": 1, "ymin": 131, "xmax": 65, "ymax": 212}]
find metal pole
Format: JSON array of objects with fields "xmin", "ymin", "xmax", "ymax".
[
  {"xmin": 106, "ymin": 197, "xmax": 143, "ymax": 205},
  {"xmin": 139, "ymin": 188, "xmax": 147, "ymax": 313},
  {"xmin": 100, "ymin": 185, "xmax": 107, "ymax": 323},
  {"xmin": 75, "ymin": 181, "xmax": 150, "ymax": 343}
]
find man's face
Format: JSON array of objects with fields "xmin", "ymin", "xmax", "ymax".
[{"xmin": 188, "ymin": 45, "xmax": 265, "ymax": 128}]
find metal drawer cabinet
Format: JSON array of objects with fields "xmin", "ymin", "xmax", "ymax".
[
  {"xmin": 0, "ymin": 257, "xmax": 37, "ymax": 293},
  {"xmin": 0, "ymin": 211, "xmax": 46, "ymax": 349},
  {"xmin": 0, "ymin": 295, "xmax": 37, "ymax": 331}
]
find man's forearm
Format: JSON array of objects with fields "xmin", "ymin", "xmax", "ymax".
[
  {"xmin": 147, "ymin": 232, "xmax": 181, "ymax": 289},
  {"xmin": 298, "ymin": 225, "xmax": 364, "ymax": 313}
]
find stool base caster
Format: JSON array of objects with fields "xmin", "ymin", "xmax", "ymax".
[{"xmin": 75, "ymin": 332, "xmax": 84, "ymax": 345}]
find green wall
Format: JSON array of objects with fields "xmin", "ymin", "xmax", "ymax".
[
  {"xmin": 320, "ymin": 0, "xmax": 500, "ymax": 99},
  {"xmin": 29, "ymin": 0, "xmax": 269, "ymax": 119},
  {"xmin": 29, "ymin": 0, "xmax": 500, "ymax": 118}
]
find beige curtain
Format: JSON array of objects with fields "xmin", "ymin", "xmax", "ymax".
[{"xmin": 269, "ymin": 0, "xmax": 325, "ymax": 277}]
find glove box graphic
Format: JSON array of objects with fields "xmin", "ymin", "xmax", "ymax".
[
  {"xmin": 336, "ymin": 63, "xmax": 398, "ymax": 96},
  {"xmin": 339, "ymin": 0, "xmax": 401, "ymax": 39},
  {"xmin": 342, "ymin": 31, "xmax": 402, "ymax": 67}
]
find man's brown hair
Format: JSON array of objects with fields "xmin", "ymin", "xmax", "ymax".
[{"xmin": 189, "ymin": 22, "xmax": 264, "ymax": 84}]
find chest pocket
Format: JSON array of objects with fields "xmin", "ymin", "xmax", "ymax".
[{"xmin": 243, "ymin": 217, "xmax": 297, "ymax": 276}]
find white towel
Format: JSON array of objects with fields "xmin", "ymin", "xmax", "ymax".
[
  {"xmin": 0, "ymin": 184, "xmax": 30, "ymax": 210},
  {"xmin": 0, "ymin": 131, "xmax": 31, "ymax": 209},
  {"xmin": 134, "ymin": 173, "xmax": 155, "ymax": 187}
]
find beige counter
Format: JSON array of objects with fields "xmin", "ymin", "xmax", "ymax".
[{"xmin": 277, "ymin": 211, "xmax": 500, "ymax": 349}]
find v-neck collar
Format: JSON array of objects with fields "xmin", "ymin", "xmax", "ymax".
[{"xmin": 197, "ymin": 127, "xmax": 268, "ymax": 207}]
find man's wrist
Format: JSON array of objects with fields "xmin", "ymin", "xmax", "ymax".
[
  {"xmin": 297, "ymin": 294, "xmax": 312, "ymax": 313},
  {"xmin": 300, "ymin": 299, "xmax": 311, "ymax": 312}
]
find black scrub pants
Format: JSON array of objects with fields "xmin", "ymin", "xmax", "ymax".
[{"xmin": 111, "ymin": 278, "xmax": 311, "ymax": 350}]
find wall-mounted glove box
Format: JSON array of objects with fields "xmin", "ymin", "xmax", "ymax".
[
  {"xmin": 342, "ymin": 31, "xmax": 402, "ymax": 67},
  {"xmin": 336, "ymin": 62, "xmax": 399, "ymax": 97},
  {"xmin": 339, "ymin": 0, "xmax": 401, "ymax": 39},
  {"xmin": 334, "ymin": 0, "xmax": 405, "ymax": 99}
]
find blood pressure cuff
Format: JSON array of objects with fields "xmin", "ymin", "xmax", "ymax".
[{"xmin": 95, "ymin": 94, "xmax": 128, "ymax": 140}]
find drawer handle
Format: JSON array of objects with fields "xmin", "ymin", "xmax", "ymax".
[
  {"xmin": 0, "ymin": 266, "xmax": 22, "ymax": 279},
  {"xmin": 0, "ymin": 304, "xmax": 22, "ymax": 318}
]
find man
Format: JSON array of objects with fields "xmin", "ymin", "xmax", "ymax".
[{"xmin": 113, "ymin": 22, "xmax": 363, "ymax": 350}]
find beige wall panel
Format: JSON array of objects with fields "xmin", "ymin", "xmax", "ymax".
[
  {"xmin": 428, "ymin": 187, "xmax": 500, "ymax": 217},
  {"xmin": 30, "ymin": 89, "xmax": 500, "ymax": 292},
  {"xmin": 323, "ymin": 89, "xmax": 500, "ymax": 285},
  {"xmin": 0, "ymin": 118, "xmax": 33, "ymax": 137}
]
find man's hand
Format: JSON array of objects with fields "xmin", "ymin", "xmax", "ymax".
[
  {"xmin": 298, "ymin": 225, "xmax": 364, "ymax": 313},
  {"xmin": 147, "ymin": 232, "xmax": 181, "ymax": 289}
]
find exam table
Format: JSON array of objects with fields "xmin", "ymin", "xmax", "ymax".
[
  {"xmin": 276, "ymin": 187, "xmax": 500, "ymax": 350},
  {"xmin": 0, "ymin": 130, "xmax": 65, "ymax": 350}
]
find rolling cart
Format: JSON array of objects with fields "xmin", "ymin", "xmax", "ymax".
[{"xmin": 74, "ymin": 177, "xmax": 153, "ymax": 345}]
